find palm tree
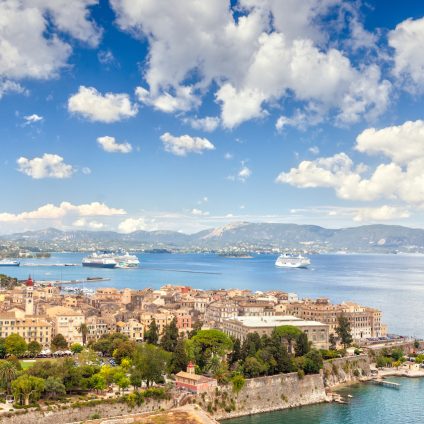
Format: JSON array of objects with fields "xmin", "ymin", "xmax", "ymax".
[
  {"xmin": 0, "ymin": 361, "xmax": 17, "ymax": 394},
  {"xmin": 77, "ymin": 323, "xmax": 89, "ymax": 345}
]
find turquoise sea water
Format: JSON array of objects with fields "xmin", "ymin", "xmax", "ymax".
[
  {"xmin": 4, "ymin": 252, "xmax": 424, "ymax": 337},
  {"xmin": 224, "ymin": 378, "xmax": 424, "ymax": 424}
]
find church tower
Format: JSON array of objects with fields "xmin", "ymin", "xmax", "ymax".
[{"xmin": 25, "ymin": 276, "xmax": 34, "ymax": 316}]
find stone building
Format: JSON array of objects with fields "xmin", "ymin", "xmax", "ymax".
[
  {"xmin": 175, "ymin": 362, "xmax": 218, "ymax": 393},
  {"xmin": 204, "ymin": 300, "xmax": 238, "ymax": 329},
  {"xmin": 45, "ymin": 306, "xmax": 85, "ymax": 344}
]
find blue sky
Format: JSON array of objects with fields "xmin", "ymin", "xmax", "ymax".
[{"xmin": 1, "ymin": 0, "xmax": 424, "ymax": 233}]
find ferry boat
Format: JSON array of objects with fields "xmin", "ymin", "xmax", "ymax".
[
  {"xmin": 275, "ymin": 253, "xmax": 310, "ymax": 269},
  {"xmin": 0, "ymin": 259, "xmax": 20, "ymax": 267}
]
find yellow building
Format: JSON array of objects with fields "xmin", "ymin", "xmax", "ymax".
[{"xmin": 45, "ymin": 306, "xmax": 85, "ymax": 345}]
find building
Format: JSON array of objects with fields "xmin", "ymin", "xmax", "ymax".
[
  {"xmin": 139, "ymin": 312, "xmax": 174, "ymax": 335},
  {"xmin": 25, "ymin": 276, "xmax": 34, "ymax": 315},
  {"xmin": 175, "ymin": 362, "xmax": 218, "ymax": 393},
  {"xmin": 286, "ymin": 298, "xmax": 386, "ymax": 340},
  {"xmin": 204, "ymin": 301, "xmax": 238, "ymax": 329},
  {"xmin": 45, "ymin": 306, "xmax": 85, "ymax": 345},
  {"xmin": 238, "ymin": 301, "xmax": 275, "ymax": 317},
  {"xmin": 0, "ymin": 311, "xmax": 52, "ymax": 347},
  {"xmin": 116, "ymin": 318, "xmax": 144, "ymax": 341},
  {"xmin": 222, "ymin": 315, "xmax": 329, "ymax": 349}
]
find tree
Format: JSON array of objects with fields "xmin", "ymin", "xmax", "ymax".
[
  {"xmin": 190, "ymin": 329, "xmax": 233, "ymax": 371},
  {"xmin": 145, "ymin": 319, "xmax": 159, "ymax": 345},
  {"xmin": 329, "ymin": 333, "xmax": 337, "ymax": 350},
  {"xmin": 77, "ymin": 323, "xmax": 89, "ymax": 345},
  {"xmin": 391, "ymin": 348, "xmax": 404, "ymax": 362},
  {"xmin": 0, "ymin": 360, "xmax": 18, "ymax": 393},
  {"xmin": 113, "ymin": 340, "xmax": 136, "ymax": 364},
  {"xmin": 272, "ymin": 326, "xmax": 302, "ymax": 354},
  {"xmin": 169, "ymin": 336, "xmax": 189, "ymax": 374},
  {"xmin": 160, "ymin": 318, "xmax": 179, "ymax": 352},
  {"xmin": 51, "ymin": 334, "xmax": 68, "ymax": 351},
  {"xmin": 12, "ymin": 374, "xmax": 45, "ymax": 406},
  {"xmin": 70, "ymin": 343, "xmax": 84, "ymax": 354},
  {"xmin": 44, "ymin": 376, "xmax": 66, "ymax": 399},
  {"xmin": 5, "ymin": 334, "xmax": 27, "ymax": 357},
  {"xmin": 27, "ymin": 341, "xmax": 42, "ymax": 358},
  {"xmin": 301, "ymin": 350, "xmax": 323, "ymax": 375},
  {"xmin": 91, "ymin": 333, "xmax": 129, "ymax": 356},
  {"xmin": 0, "ymin": 338, "xmax": 6, "ymax": 359},
  {"xmin": 243, "ymin": 356, "xmax": 266, "ymax": 378},
  {"xmin": 188, "ymin": 320, "xmax": 203, "ymax": 338},
  {"xmin": 241, "ymin": 333, "xmax": 262, "ymax": 360},
  {"xmin": 336, "ymin": 315, "xmax": 353, "ymax": 349},
  {"xmin": 132, "ymin": 344, "xmax": 170, "ymax": 387},
  {"xmin": 229, "ymin": 338, "xmax": 241, "ymax": 365},
  {"xmin": 295, "ymin": 332, "xmax": 310, "ymax": 357},
  {"xmin": 89, "ymin": 373, "xmax": 107, "ymax": 393},
  {"xmin": 231, "ymin": 374, "xmax": 245, "ymax": 394}
]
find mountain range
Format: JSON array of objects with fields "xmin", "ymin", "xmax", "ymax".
[{"xmin": 1, "ymin": 222, "xmax": 424, "ymax": 252}]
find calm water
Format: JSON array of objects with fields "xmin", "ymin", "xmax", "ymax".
[
  {"xmin": 224, "ymin": 378, "xmax": 424, "ymax": 424},
  {"xmin": 4, "ymin": 252, "xmax": 424, "ymax": 337}
]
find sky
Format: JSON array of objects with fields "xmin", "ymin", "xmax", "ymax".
[{"xmin": 1, "ymin": 0, "xmax": 424, "ymax": 234}]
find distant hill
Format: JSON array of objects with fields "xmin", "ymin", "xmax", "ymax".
[{"xmin": 2, "ymin": 223, "xmax": 424, "ymax": 252}]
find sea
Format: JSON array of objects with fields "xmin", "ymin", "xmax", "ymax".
[
  {"xmin": 3, "ymin": 252, "xmax": 424, "ymax": 338},
  {"xmin": 4, "ymin": 252, "xmax": 424, "ymax": 423}
]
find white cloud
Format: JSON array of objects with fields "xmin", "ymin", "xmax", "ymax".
[
  {"xmin": 118, "ymin": 217, "xmax": 148, "ymax": 233},
  {"xmin": 23, "ymin": 114, "xmax": 43, "ymax": 124},
  {"xmin": 0, "ymin": 201, "xmax": 126, "ymax": 223},
  {"xmin": 111, "ymin": 1, "xmax": 390, "ymax": 127},
  {"xmin": 238, "ymin": 165, "xmax": 252, "ymax": 182},
  {"xmin": 17, "ymin": 154, "xmax": 75, "ymax": 179},
  {"xmin": 224, "ymin": 152, "xmax": 234, "ymax": 160},
  {"xmin": 0, "ymin": 0, "xmax": 100, "ymax": 82},
  {"xmin": 389, "ymin": 17, "xmax": 424, "ymax": 90},
  {"xmin": 0, "ymin": 80, "xmax": 27, "ymax": 99},
  {"xmin": 308, "ymin": 146, "xmax": 320, "ymax": 155},
  {"xmin": 191, "ymin": 208, "xmax": 209, "ymax": 216},
  {"xmin": 356, "ymin": 120, "xmax": 424, "ymax": 165},
  {"xmin": 73, "ymin": 218, "xmax": 105, "ymax": 229},
  {"xmin": 184, "ymin": 116, "xmax": 220, "ymax": 132},
  {"xmin": 276, "ymin": 120, "xmax": 424, "ymax": 208},
  {"xmin": 81, "ymin": 167, "xmax": 92, "ymax": 175},
  {"xmin": 353, "ymin": 206, "xmax": 410, "ymax": 223},
  {"xmin": 97, "ymin": 50, "xmax": 117, "ymax": 65},
  {"xmin": 68, "ymin": 86, "xmax": 138, "ymax": 123},
  {"xmin": 97, "ymin": 136, "xmax": 133, "ymax": 153},
  {"xmin": 160, "ymin": 132, "xmax": 215, "ymax": 156}
]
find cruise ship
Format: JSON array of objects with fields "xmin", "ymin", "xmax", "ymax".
[
  {"xmin": 275, "ymin": 253, "xmax": 310, "ymax": 269},
  {"xmin": 0, "ymin": 259, "xmax": 20, "ymax": 267},
  {"xmin": 82, "ymin": 251, "xmax": 140, "ymax": 269},
  {"xmin": 82, "ymin": 253, "xmax": 117, "ymax": 268}
]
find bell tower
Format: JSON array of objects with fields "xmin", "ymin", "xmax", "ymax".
[{"xmin": 25, "ymin": 275, "xmax": 34, "ymax": 316}]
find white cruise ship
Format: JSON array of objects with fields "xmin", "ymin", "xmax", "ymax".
[
  {"xmin": 275, "ymin": 253, "xmax": 310, "ymax": 269},
  {"xmin": 82, "ymin": 251, "xmax": 140, "ymax": 269},
  {"xmin": 114, "ymin": 251, "xmax": 140, "ymax": 268}
]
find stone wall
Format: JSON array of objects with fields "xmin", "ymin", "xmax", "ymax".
[
  {"xmin": 0, "ymin": 398, "xmax": 174, "ymax": 424},
  {"xmin": 197, "ymin": 372, "xmax": 328, "ymax": 420},
  {"xmin": 323, "ymin": 354, "xmax": 371, "ymax": 387}
]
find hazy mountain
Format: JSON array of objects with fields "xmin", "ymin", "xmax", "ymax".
[{"xmin": 2, "ymin": 223, "xmax": 424, "ymax": 252}]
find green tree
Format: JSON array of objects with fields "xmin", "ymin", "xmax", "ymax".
[
  {"xmin": 99, "ymin": 365, "xmax": 117, "ymax": 386},
  {"xmin": 132, "ymin": 344, "xmax": 170, "ymax": 387},
  {"xmin": 0, "ymin": 338, "xmax": 6, "ymax": 359},
  {"xmin": 295, "ymin": 332, "xmax": 310, "ymax": 357},
  {"xmin": 188, "ymin": 320, "xmax": 203, "ymax": 338},
  {"xmin": 229, "ymin": 338, "xmax": 241, "ymax": 365},
  {"xmin": 27, "ymin": 341, "xmax": 42, "ymax": 357},
  {"xmin": 169, "ymin": 336, "xmax": 189, "ymax": 374},
  {"xmin": 243, "ymin": 356, "xmax": 266, "ymax": 377},
  {"xmin": 145, "ymin": 319, "xmax": 159, "ymax": 345},
  {"xmin": 44, "ymin": 376, "xmax": 66, "ymax": 399},
  {"xmin": 301, "ymin": 350, "xmax": 323, "ymax": 375},
  {"xmin": 77, "ymin": 323, "xmax": 89, "ymax": 345},
  {"xmin": 70, "ymin": 343, "xmax": 84, "ymax": 354},
  {"xmin": 329, "ymin": 333, "xmax": 337, "ymax": 350},
  {"xmin": 190, "ymin": 329, "xmax": 233, "ymax": 371},
  {"xmin": 160, "ymin": 318, "xmax": 179, "ymax": 352},
  {"xmin": 391, "ymin": 348, "xmax": 404, "ymax": 361},
  {"xmin": 272, "ymin": 326, "xmax": 302, "ymax": 354},
  {"xmin": 113, "ymin": 340, "xmax": 136, "ymax": 364},
  {"xmin": 5, "ymin": 334, "xmax": 27, "ymax": 357},
  {"xmin": 241, "ymin": 333, "xmax": 262, "ymax": 360},
  {"xmin": 51, "ymin": 334, "xmax": 68, "ymax": 352},
  {"xmin": 12, "ymin": 374, "xmax": 45, "ymax": 406},
  {"xmin": 90, "ymin": 373, "xmax": 107, "ymax": 393},
  {"xmin": 91, "ymin": 333, "xmax": 129, "ymax": 356},
  {"xmin": 336, "ymin": 315, "xmax": 353, "ymax": 349},
  {"xmin": 0, "ymin": 360, "xmax": 18, "ymax": 393},
  {"xmin": 231, "ymin": 374, "xmax": 245, "ymax": 394}
]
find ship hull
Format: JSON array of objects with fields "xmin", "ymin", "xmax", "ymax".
[
  {"xmin": 82, "ymin": 262, "xmax": 116, "ymax": 268},
  {"xmin": 0, "ymin": 262, "xmax": 20, "ymax": 267}
]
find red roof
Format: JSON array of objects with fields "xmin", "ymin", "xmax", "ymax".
[{"xmin": 26, "ymin": 276, "xmax": 34, "ymax": 287}]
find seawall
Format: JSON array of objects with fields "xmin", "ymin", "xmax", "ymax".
[{"xmin": 323, "ymin": 354, "xmax": 371, "ymax": 388}]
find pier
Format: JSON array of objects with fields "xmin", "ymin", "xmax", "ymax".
[
  {"xmin": 370, "ymin": 379, "xmax": 400, "ymax": 389},
  {"xmin": 36, "ymin": 277, "xmax": 111, "ymax": 286}
]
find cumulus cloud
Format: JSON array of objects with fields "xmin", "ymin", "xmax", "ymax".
[
  {"xmin": 68, "ymin": 86, "xmax": 138, "ymax": 123},
  {"xmin": 97, "ymin": 136, "xmax": 133, "ymax": 153},
  {"xmin": 389, "ymin": 16, "xmax": 424, "ymax": 90},
  {"xmin": 353, "ymin": 206, "xmax": 410, "ymax": 222},
  {"xmin": 111, "ymin": 0, "xmax": 390, "ymax": 127},
  {"xmin": 0, "ymin": 201, "xmax": 126, "ymax": 223},
  {"xmin": 0, "ymin": 0, "xmax": 100, "ymax": 83},
  {"xmin": 17, "ymin": 154, "xmax": 75, "ymax": 179},
  {"xmin": 238, "ymin": 165, "xmax": 252, "ymax": 182},
  {"xmin": 0, "ymin": 80, "xmax": 27, "ymax": 99},
  {"xmin": 191, "ymin": 208, "xmax": 209, "ymax": 216},
  {"xmin": 184, "ymin": 116, "xmax": 220, "ymax": 132},
  {"xmin": 160, "ymin": 132, "xmax": 215, "ymax": 156},
  {"xmin": 23, "ymin": 114, "xmax": 43, "ymax": 124},
  {"xmin": 276, "ymin": 119, "xmax": 424, "ymax": 207},
  {"xmin": 118, "ymin": 217, "xmax": 148, "ymax": 233}
]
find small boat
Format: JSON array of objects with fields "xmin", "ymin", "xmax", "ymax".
[
  {"xmin": 0, "ymin": 259, "xmax": 20, "ymax": 267},
  {"xmin": 275, "ymin": 253, "xmax": 310, "ymax": 269}
]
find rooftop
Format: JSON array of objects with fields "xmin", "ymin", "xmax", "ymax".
[{"xmin": 226, "ymin": 315, "xmax": 327, "ymax": 328}]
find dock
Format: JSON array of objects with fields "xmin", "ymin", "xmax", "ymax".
[
  {"xmin": 36, "ymin": 277, "xmax": 111, "ymax": 286},
  {"xmin": 370, "ymin": 379, "xmax": 400, "ymax": 389}
]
